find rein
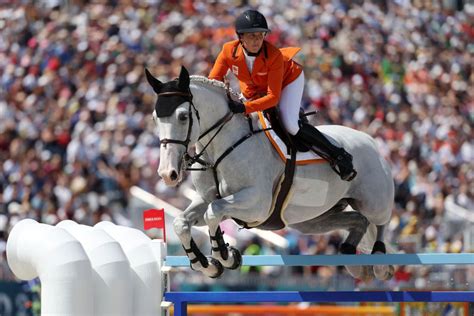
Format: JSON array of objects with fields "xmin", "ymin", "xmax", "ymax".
[
  {"xmin": 188, "ymin": 117, "xmax": 264, "ymax": 199},
  {"xmin": 158, "ymin": 85, "xmax": 268, "ymax": 199}
]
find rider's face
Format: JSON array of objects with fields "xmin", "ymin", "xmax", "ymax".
[{"xmin": 240, "ymin": 32, "xmax": 266, "ymax": 54}]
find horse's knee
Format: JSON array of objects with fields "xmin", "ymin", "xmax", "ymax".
[
  {"xmin": 351, "ymin": 213, "xmax": 370, "ymax": 234},
  {"xmin": 173, "ymin": 216, "xmax": 191, "ymax": 237},
  {"xmin": 203, "ymin": 208, "xmax": 217, "ymax": 223}
]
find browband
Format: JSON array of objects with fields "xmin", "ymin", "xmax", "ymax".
[{"xmin": 158, "ymin": 91, "xmax": 192, "ymax": 98}]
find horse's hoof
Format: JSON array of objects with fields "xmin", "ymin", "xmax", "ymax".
[
  {"xmin": 345, "ymin": 266, "xmax": 363, "ymax": 279},
  {"xmin": 340, "ymin": 242, "xmax": 356, "ymax": 254},
  {"xmin": 371, "ymin": 241, "xmax": 386, "ymax": 254},
  {"xmin": 226, "ymin": 246, "xmax": 242, "ymax": 270},
  {"xmin": 359, "ymin": 266, "xmax": 375, "ymax": 282},
  {"xmin": 207, "ymin": 257, "xmax": 224, "ymax": 279},
  {"xmin": 374, "ymin": 264, "xmax": 395, "ymax": 280}
]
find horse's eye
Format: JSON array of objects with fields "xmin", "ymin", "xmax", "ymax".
[{"xmin": 178, "ymin": 113, "xmax": 188, "ymax": 122}]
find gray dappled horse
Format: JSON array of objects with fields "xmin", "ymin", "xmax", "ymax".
[{"xmin": 146, "ymin": 66, "xmax": 395, "ymax": 281}]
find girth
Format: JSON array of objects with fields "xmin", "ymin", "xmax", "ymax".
[{"xmin": 234, "ymin": 108, "xmax": 299, "ymax": 231}]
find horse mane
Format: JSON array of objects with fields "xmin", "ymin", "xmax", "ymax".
[{"xmin": 189, "ymin": 75, "xmax": 240, "ymax": 100}]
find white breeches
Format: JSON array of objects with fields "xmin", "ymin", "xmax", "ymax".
[{"xmin": 279, "ymin": 71, "xmax": 305, "ymax": 135}]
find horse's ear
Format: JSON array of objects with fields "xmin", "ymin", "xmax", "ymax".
[
  {"xmin": 177, "ymin": 66, "xmax": 190, "ymax": 91},
  {"xmin": 145, "ymin": 68, "xmax": 162, "ymax": 94}
]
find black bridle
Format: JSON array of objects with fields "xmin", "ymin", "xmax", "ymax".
[
  {"xmin": 156, "ymin": 90, "xmax": 234, "ymax": 153},
  {"xmin": 156, "ymin": 89, "xmax": 268, "ymax": 199},
  {"xmin": 157, "ymin": 91, "xmax": 198, "ymax": 148}
]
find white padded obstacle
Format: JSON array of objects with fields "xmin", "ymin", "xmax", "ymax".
[
  {"xmin": 56, "ymin": 221, "xmax": 133, "ymax": 315},
  {"xmin": 7, "ymin": 219, "xmax": 94, "ymax": 315},
  {"xmin": 7, "ymin": 219, "xmax": 165, "ymax": 316}
]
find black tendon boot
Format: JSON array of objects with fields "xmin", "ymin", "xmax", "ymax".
[{"xmin": 296, "ymin": 123, "xmax": 357, "ymax": 181}]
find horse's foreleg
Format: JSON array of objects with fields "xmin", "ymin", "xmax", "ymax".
[
  {"xmin": 209, "ymin": 225, "xmax": 242, "ymax": 270},
  {"xmin": 173, "ymin": 197, "xmax": 224, "ymax": 278},
  {"xmin": 204, "ymin": 187, "xmax": 269, "ymax": 273}
]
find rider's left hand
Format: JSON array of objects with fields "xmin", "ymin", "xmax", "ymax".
[{"xmin": 228, "ymin": 100, "xmax": 246, "ymax": 113}]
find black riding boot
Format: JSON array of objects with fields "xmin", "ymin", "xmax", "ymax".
[{"xmin": 296, "ymin": 123, "xmax": 357, "ymax": 181}]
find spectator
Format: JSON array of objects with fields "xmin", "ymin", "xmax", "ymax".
[{"xmin": 0, "ymin": 1, "xmax": 472, "ymax": 288}]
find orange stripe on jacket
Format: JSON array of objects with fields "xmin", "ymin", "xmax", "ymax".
[{"xmin": 209, "ymin": 40, "xmax": 303, "ymax": 114}]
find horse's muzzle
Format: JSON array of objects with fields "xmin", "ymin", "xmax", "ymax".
[
  {"xmin": 169, "ymin": 170, "xmax": 178, "ymax": 181},
  {"xmin": 160, "ymin": 168, "xmax": 182, "ymax": 186}
]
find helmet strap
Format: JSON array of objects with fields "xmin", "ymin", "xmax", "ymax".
[
  {"xmin": 244, "ymin": 46, "xmax": 261, "ymax": 57},
  {"xmin": 238, "ymin": 37, "xmax": 263, "ymax": 57}
]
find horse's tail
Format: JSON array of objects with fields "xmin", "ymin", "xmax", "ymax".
[{"xmin": 357, "ymin": 223, "xmax": 396, "ymax": 254}]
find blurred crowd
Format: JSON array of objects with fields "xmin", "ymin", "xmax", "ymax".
[{"xmin": 0, "ymin": 0, "xmax": 473, "ymax": 287}]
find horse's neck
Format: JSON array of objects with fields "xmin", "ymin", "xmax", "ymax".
[{"xmin": 191, "ymin": 84, "xmax": 250, "ymax": 161}]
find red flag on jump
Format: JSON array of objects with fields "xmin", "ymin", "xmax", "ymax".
[{"xmin": 143, "ymin": 208, "xmax": 166, "ymax": 242}]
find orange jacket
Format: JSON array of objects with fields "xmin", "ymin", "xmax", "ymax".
[{"xmin": 209, "ymin": 40, "xmax": 302, "ymax": 114}]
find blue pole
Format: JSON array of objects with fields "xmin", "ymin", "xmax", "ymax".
[
  {"xmin": 165, "ymin": 253, "xmax": 474, "ymax": 267},
  {"xmin": 165, "ymin": 291, "xmax": 474, "ymax": 303},
  {"xmin": 173, "ymin": 301, "xmax": 187, "ymax": 316}
]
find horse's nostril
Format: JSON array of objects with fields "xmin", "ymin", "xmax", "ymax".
[{"xmin": 170, "ymin": 170, "xmax": 178, "ymax": 181}]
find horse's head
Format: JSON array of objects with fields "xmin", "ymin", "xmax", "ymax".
[{"xmin": 146, "ymin": 66, "xmax": 200, "ymax": 186}]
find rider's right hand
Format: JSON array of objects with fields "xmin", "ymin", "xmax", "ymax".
[{"xmin": 228, "ymin": 100, "xmax": 246, "ymax": 114}]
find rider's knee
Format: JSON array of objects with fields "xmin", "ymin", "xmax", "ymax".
[{"xmin": 281, "ymin": 114, "xmax": 299, "ymax": 135}]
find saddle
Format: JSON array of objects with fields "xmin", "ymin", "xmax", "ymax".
[{"xmin": 263, "ymin": 107, "xmax": 311, "ymax": 154}]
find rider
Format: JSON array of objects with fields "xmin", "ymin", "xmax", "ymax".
[{"xmin": 209, "ymin": 9, "xmax": 356, "ymax": 181}]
